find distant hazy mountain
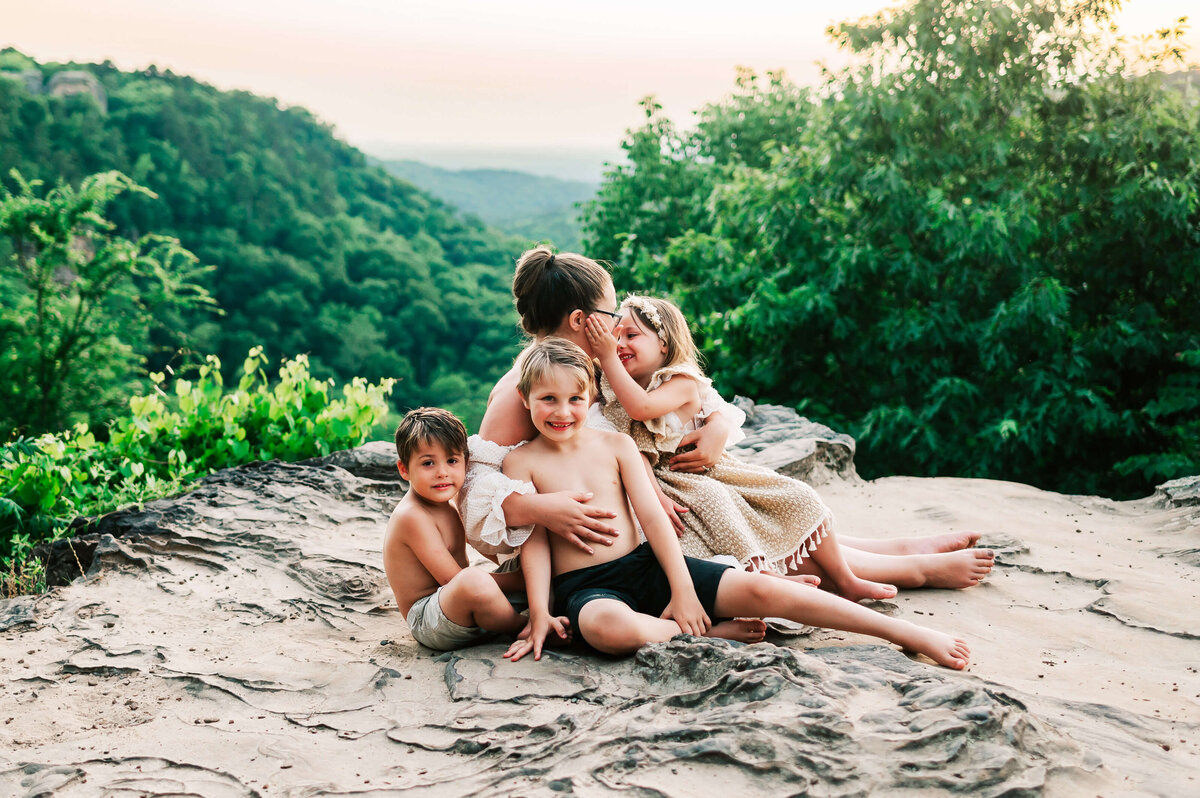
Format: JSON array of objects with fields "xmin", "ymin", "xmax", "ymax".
[{"xmin": 377, "ymin": 159, "xmax": 598, "ymax": 251}]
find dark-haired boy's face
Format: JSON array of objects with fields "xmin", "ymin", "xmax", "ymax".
[{"xmin": 397, "ymin": 441, "xmax": 466, "ymax": 504}]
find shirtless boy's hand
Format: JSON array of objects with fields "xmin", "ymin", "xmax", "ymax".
[
  {"xmin": 504, "ymin": 613, "xmax": 570, "ymax": 662},
  {"xmin": 661, "ymin": 591, "xmax": 711, "ymax": 637}
]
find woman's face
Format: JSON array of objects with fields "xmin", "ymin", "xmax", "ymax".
[{"xmin": 558, "ymin": 278, "xmax": 617, "ymax": 357}]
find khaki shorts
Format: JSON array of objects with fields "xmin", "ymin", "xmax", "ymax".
[{"xmin": 405, "ymin": 587, "xmax": 495, "ymax": 651}]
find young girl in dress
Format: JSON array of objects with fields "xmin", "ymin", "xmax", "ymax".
[{"xmin": 584, "ymin": 295, "xmax": 994, "ymax": 599}]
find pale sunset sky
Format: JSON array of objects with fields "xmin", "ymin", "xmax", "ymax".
[{"xmin": 4, "ymin": 1, "xmax": 1196, "ymax": 177}]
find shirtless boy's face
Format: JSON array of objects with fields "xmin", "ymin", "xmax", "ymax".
[
  {"xmin": 521, "ymin": 367, "xmax": 590, "ymax": 444},
  {"xmin": 397, "ymin": 441, "xmax": 466, "ymax": 504}
]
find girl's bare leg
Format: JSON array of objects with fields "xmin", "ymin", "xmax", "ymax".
[
  {"xmin": 803, "ymin": 520, "xmax": 897, "ymax": 602},
  {"xmin": 786, "ymin": 540, "xmax": 994, "ymax": 591},
  {"xmin": 714, "ymin": 570, "xmax": 969, "ymax": 669},
  {"xmin": 840, "ymin": 532, "xmax": 980, "ymax": 556}
]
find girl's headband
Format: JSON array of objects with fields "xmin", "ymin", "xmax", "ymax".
[{"xmin": 620, "ymin": 296, "xmax": 667, "ymax": 344}]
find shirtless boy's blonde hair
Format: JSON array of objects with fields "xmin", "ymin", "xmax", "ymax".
[{"xmin": 517, "ymin": 338, "xmax": 594, "ymax": 398}]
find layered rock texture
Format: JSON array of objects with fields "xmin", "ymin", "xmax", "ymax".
[{"xmin": 2, "ymin": 405, "xmax": 1198, "ymax": 796}]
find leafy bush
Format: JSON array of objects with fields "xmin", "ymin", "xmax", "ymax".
[{"xmin": 1, "ymin": 347, "xmax": 394, "ymax": 595}]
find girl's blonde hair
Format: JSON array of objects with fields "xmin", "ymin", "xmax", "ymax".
[
  {"xmin": 516, "ymin": 337, "xmax": 594, "ymax": 398},
  {"xmin": 619, "ymin": 295, "xmax": 701, "ymax": 372},
  {"xmin": 512, "ymin": 246, "xmax": 612, "ymax": 337}
]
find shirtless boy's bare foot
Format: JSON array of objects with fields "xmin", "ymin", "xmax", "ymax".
[
  {"xmin": 894, "ymin": 622, "xmax": 971, "ymax": 670},
  {"xmin": 706, "ymin": 618, "xmax": 767, "ymax": 644}
]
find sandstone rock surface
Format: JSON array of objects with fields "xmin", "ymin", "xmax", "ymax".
[{"xmin": 1, "ymin": 438, "xmax": 1198, "ymax": 796}]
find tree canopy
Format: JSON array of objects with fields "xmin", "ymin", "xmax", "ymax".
[
  {"xmin": 0, "ymin": 52, "xmax": 526, "ymax": 432},
  {"xmin": 584, "ymin": 0, "xmax": 1200, "ymax": 498}
]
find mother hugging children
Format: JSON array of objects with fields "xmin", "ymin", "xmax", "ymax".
[{"xmin": 382, "ymin": 246, "xmax": 993, "ymax": 666}]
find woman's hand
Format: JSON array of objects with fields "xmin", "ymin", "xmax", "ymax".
[
  {"xmin": 656, "ymin": 487, "xmax": 688, "ymax": 537},
  {"xmin": 661, "ymin": 592, "xmax": 711, "ymax": 637},
  {"xmin": 584, "ymin": 314, "xmax": 620, "ymax": 364},
  {"xmin": 540, "ymin": 491, "xmax": 619, "ymax": 554},
  {"xmin": 669, "ymin": 411, "xmax": 731, "ymax": 472}
]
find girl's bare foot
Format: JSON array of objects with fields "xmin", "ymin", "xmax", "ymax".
[
  {"xmin": 917, "ymin": 549, "xmax": 994, "ymax": 589},
  {"xmin": 706, "ymin": 618, "xmax": 767, "ymax": 644},
  {"xmin": 895, "ymin": 623, "xmax": 970, "ymax": 669},
  {"xmin": 762, "ymin": 571, "xmax": 821, "ymax": 588},
  {"xmin": 834, "ymin": 575, "xmax": 898, "ymax": 603}
]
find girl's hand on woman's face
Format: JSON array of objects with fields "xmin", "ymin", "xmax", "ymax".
[{"xmin": 584, "ymin": 315, "xmax": 619, "ymax": 362}]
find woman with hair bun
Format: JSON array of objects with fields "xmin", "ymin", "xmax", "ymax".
[{"xmin": 459, "ymin": 246, "xmax": 740, "ymax": 563}]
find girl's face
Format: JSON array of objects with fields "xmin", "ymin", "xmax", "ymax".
[
  {"xmin": 522, "ymin": 366, "xmax": 591, "ymax": 443},
  {"xmin": 615, "ymin": 313, "xmax": 668, "ymax": 385}
]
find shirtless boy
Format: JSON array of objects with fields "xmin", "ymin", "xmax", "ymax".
[
  {"xmin": 501, "ymin": 339, "xmax": 971, "ymax": 669},
  {"xmin": 383, "ymin": 407, "xmax": 561, "ymax": 651}
]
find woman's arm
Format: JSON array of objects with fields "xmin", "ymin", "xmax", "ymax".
[
  {"xmin": 502, "ymin": 490, "xmax": 619, "ymax": 553},
  {"xmin": 668, "ymin": 409, "xmax": 731, "ymax": 472}
]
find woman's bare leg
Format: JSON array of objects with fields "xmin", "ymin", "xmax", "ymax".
[
  {"xmin": 840, "ymin": 532, "xmax": 980, "ymax": 556},
  {"xmin": 839, "ymin": 547, "xmax": 995, "ymax": 589}
]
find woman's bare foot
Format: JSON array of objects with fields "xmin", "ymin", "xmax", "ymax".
[
  {"xmin": 706, "ymin": 618, "xmax": 767, "ymax": 644},
  {"xmin": 895, "ymin": 622, "xmax": 970, "ymax": 669},
  {"xmin": 844, "ymin": 531, "xmax": 981, "ymax": 556},
  {"xmin": 916, "ymin": 549, "xmax": 994, "ymax": 589},
  {"xmin": 833, "ymin": 574, "xmax": 898, "ymax": 603}
]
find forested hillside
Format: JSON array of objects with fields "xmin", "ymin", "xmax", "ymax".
[
  {"xmin": 584, "ymin": 1, "xmax": 1200, "ymax": 499},
  {"xmin": 378, "ymin": 159, "xmax": 596, "ymax": 251},
  {"xmin": 0, "ymin": 49, "xmax": 524, "ymax": 432}
]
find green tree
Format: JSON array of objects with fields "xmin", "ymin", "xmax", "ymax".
[
  {"xmin": 584, "ymin": 1, "xmax": 1200, "ymax": 497},
  {"xmin": 0, "ymin": 170, "xmax": 215, "ymax": 434}
]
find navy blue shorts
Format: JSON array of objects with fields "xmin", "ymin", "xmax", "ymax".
[{"xmin": 551, "ymin": 542, "xmax": 732, "ymax": 649}]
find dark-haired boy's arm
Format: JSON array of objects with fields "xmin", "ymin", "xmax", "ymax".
[{"xmin": 401, "ymin": 513, "xmax": 465, "ymax": 586}]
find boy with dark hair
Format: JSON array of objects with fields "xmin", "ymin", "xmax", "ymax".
[{"xmin": 384, "ymin": 407, "xmax": 562, "ymax": 650}]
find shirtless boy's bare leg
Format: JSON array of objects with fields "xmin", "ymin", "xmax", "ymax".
[
  {"xmin": 713, "ymin": 570, "xmax": 970, "ymax": 669},
  {"xmin": 576, "ymin": 599, "xmax": 681, "ymax": 656}
]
